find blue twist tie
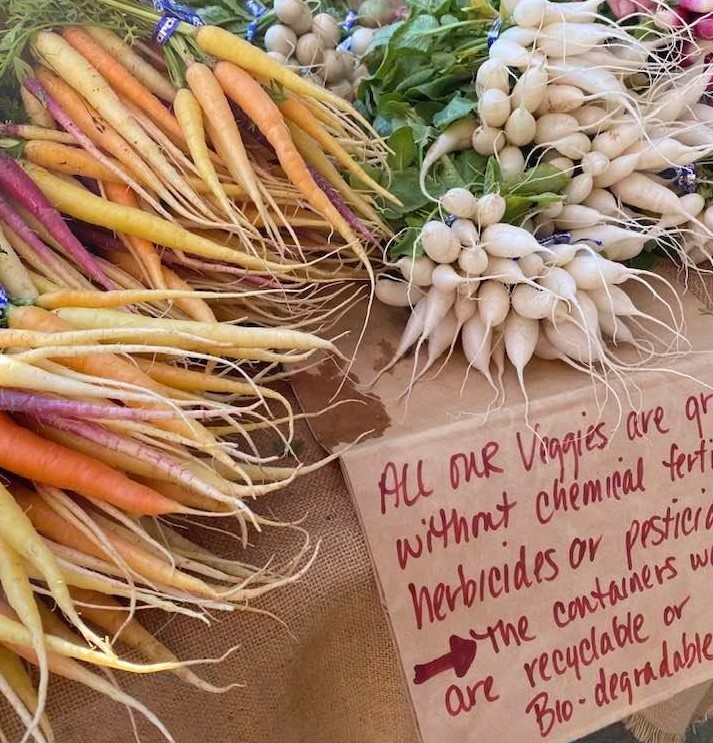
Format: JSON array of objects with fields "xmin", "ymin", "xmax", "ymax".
[
  {"xmin": 337, "ymin": 38, "xmax": 352, "ymax": 53},
  {"xmin": 342, "ymin": 10, "xmax": 358, "ymax": 31},
  {"xmin": 444, "ymin": 214, "xmax": 457, "ymax": 227},
  {"xmin": 246, "ymin": 0, "xmax": 267, "ymax": 16},
  {"xmin": 152, "ymin": 0, "xmax": 203, "ymax": 45},
  {"xmin": 246, "ymin": 19, "xmax": 260, "ymax": 40},
  {"xmin": 0, "ymin": 285, "xmax": 10, "ymax": 315},
  {"xmin": 487, "ymin": 17, "xmax": 502, "ymax": 48},
  {"xmin": 539, "ymin": 231, "xmax": 571, "ymax": 246}
]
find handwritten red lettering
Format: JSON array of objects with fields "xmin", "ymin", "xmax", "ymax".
[
  {"xmin": 567, "ymin": 535, "xmax": 603, "ymax": 570},
  {"xmin": 449, "ymin": 441, "xmax": 502, "ymax": 490},
  {"xmin": 515, "ymin": 422, "xmax": 608, "ymax": 481},
  {"xmin": 523, "ymin": 612, "xmax": 648, "ymax": 688},
  {"xmin": 685, "ymin": 392, "xmax": 713, "ymax": 439},
  {"xmin": 536, "ymin": 458, "xmax": 645, "ymax": 525},
  {"xmin": 663, "ymin": 596, "xmax": 691, "ymax": 627},
  {"xmin": 379, "ymin": 460, "xmax": 433, "ymax": 515},
  {"xmin": 408, "ymin": 546, "xmax": 559, "ymax": 629},
  {"xmin": 662, "ymin": 440, "xmax": 713, "ymax": 483},
  {"xmin": 394, "ymin": 493, "xmax": 518, "ymax": 570},
  {"xmin": 525, "ymin": 692, "xmax": 574, "ymax": 738},
  {"xmin": 626, "ymin": 406, "xmax": 669, "ymax": 441},
  {"xmin": 625, "ymin": 499, "xmax": 713, "ymax": 570},
  {"xmin": 445, "ymin": 676, "xmax": 499, "ymax": 717}
]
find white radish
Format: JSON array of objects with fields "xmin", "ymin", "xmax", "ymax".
[
  {"xmin": 536, "ymin": 22, "xmax": 632, "ymax": 58},
  {"xmin": 375, "ymin": 278, "xmax": 427, "ymax": 307},
  {"xmin": 592, "ymin": 152, "xmax": 640, "ymax": 189},
  {"xmin": 321, "ymin": 51, "xmax": 346, "ymax": 84},
  {"xmin": 591, "ymin": 122, "xmax": 642, "ymax": 160},
  {"xmin": 564, "ymin": 173, "xmax": 593, "ymax": 205},
  {"xmin": 655, "ymin": 193, "xmax": 705, "ymax": 229},
  {"xmin": 489, "ymin": 38, "xmax": 543, "ymax": 69},
  {"xmin": 569, "ymin": 225, "xmax": 645, "ymax": 251},
  {"xmin": 511, "ymin": 283, "xmax": 564, "ymax": 319},
  {"xmin": 264, "ymin": 24, "xmax": 298, "ymax": 57},
  {"xmin": 482, "ymin": 223, "xmax": 542, "ymax": 258},
  {"xmin": 505, "ymin": 106, "xmax": 537, "ymax": 146},
  {"xmin": 419, "ymin": 221, "xmax": 462, "ymax": 264},
  {"xmin": 295, "ymin": 33, "xmax": 324, "ymax": 66},
  {"xmin": 267, "ymin": 51, "xmax": 288, "ymax": 64},
  {"xmin": 458, "ymin": 247, "xmax": 489, "ymax": 275},
  {"xmin": 373, "ymin": 297, "xmax": 429, "ymax": 378},
  {"xmin": 312, "ymin": 13, "xmax": 341, "ymax": 47},
  {"xmin": 451, "ymin": 218, "xmax": 480, "ymax": 247},
  {"xmin": 543, "ymin": 155, "xmax": 574, "ymax": 173},
  {"xmin": 540, "ymin": 241, "xmax": 579, "ymax": 266},
  {"xmin": 583, "ymin": 188, "xmax": 619, "ymax": 217},
  {"xmin": 498, "ymin": 26, "xmax": 538, "ymax": 46},
  {"xmin": 414, "ymin": 310, "xmax": 459, "ymax": 381},
  {"xmin": 478, "ymin": 89, "xmax": 511, "ymax": 128},
  {"xmin": 518, "ymin": 252, "xmax": 546, "ymax": 278},
  {"xmin": 536, "ymin": 84, "xmax": 585, "ymax": 115},
  {"xmin": 580, "ymin": 151, "xmax": 609, "ymax": 177},
  {"xmin": 431, "ymin": 264, "xmax": 466, "ymax": 294},
  {"xmin": 544, "ymin": 317, "xmax": 604, "ymax": 364},
  {"xmin": 573, "ymin": 105, "xmax": 611, "ymax": 135},
  {"xmin": 397, "ymin": 256, "xmax": 435, "ymax": 286},
  {"xmin": 442, "ymin": 188, "xmax": 478, "ymax": 219},
  {"xmin": 555, "ymin": 204, "xmax": 605, "ymax": 230},
  {"xmin": 274, "ymin": 0, "xmax": 308, "ymax": 26},
  {"xmin": 564, "ymin": 253, "xmax": 629, "ymax": 289},
  {"xmin": 541, "ymin": 200, "xmax": 564, "ymax": 219},
  {"xmin": 420, "ymin": 285, "xmax": 457, "ymax": 341},
  {"xmin": 511, "ymin": 65, "xmax": 549, "ymax": 113},
  {"xmin": 634, "ymin": 139, "xmax": 712, "ymax": 171},
  {"xmin": 420, "ymin": 118, "xmax": 477, "ymax": 194},
  {"xmin": 475, "ymin": 194, "xmax": 507, "ymax": 227},
  {"xmin": 498, "ymin": 146, "xmax": 526, "ymax": 179},
  {"xmin": 503, "ymin": 311, "xmax": 539, "ymax": 414},
  {"xmin": 546, "ymin": 62, "xmax": 632, "ymax": 114},
  {"xmin": 349, "ymin": 28, "xmax": 375, "ymax": 57},
  {"xmin": 552, "ymin": 132, "xmax": 591, "ymax": 159},
  {"xmin": 610, "ymin": 172, "xmax": 686, "ymax": 215},
  {"xmin": 472, "ymin": 125, "xmax": 506, "ymax": 155},
  {"xmin": 292, "ymin": 6, "xmax": 314, "ymax": 34},
  {"xmin": 535, "ymin": 113, "xmax": 579, "ymax": 144},
  {"xmin": 475, "ymin": 59, "xmax": 511, "ymax": 96},
  {"xmin": 478, "ymin": 280, "xmax": 511, "ymax": 330},
  {"xmin": 462, "ymin": 314, "xmax": 497, "ymax": 397},
  {"xmin": 538, "ymin": 265, "xmax": 578, "ymax": 302},
  {"xmin": 513, "ymin": 0, "xmax": 603, "ymax": 27}
]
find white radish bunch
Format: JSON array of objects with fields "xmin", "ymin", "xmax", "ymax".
[
  {"xmin": 375, "ymin": 184, "xmax": 688, "ymax": 411},
  {"xmin": 262, "ymin": 0, "xmax": 386, "ymax": 100}
]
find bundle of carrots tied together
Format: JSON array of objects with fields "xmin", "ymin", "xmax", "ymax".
[{"xmin": 0, "ymin": 0, "xmax": 396, "ymax": 738}]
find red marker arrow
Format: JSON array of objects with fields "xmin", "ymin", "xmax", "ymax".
[{"xmin": 413, "ymin": 634, "xmax": 477, "ymax": 685}]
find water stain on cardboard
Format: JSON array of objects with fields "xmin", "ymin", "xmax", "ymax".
[
  {"xmin": 290, "ymin": 361, "xmax": 390, "ymax": 451},
  {"xmin": 373, "ymin": 339, "xmax": 395, "ymax": 372}
]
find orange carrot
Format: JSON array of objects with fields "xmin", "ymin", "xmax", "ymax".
[
  {"xmin": 23, "ymin": 140, "xmax": 120, "ymax": 182},
  {"xmin": 0, "ymin": 415, "xmax": 187, "ymax": 515},
  {"xmin": 102, "ymin": 181, "xmax": 166, "ymax": 289},
  {"xmin": 212, "ymin": 61, "xmax": 361, "ymax": 248}
]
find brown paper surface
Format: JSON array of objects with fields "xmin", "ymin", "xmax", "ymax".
[{"xmin": 293, "ymin": 279, "xmax": 713, "ymax": 743}]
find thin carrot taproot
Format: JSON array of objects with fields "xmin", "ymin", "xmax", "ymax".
[
  {"xmin": 184, "ymin": 63, "xmax": 277, "ymax": 239},
  {"xmin": 0, "ymin": 414, "xmax": 189, "ymax": 516},
  {"xmin": 277, "ymin": 94, "xmax": 399, "ymax": 205},
  {"xmin": 86, "ymin": 27, "xmax": 176, "ymax": 103},
  {"xmin": 160, "ymin": 266, "xmax": 217, "ymax": 324},
  {"xmin": 60, "ymin": 26, "xmax": 185, "ymax": 148},
  {"xmin": 21, "ymin": 162, "xmax": 304, "ymax": 274},
  {"xmin": 173, "ymin": 86, "xmax": 235, "ymax": 221},
  {"xmin": 0, "ymin": 538, "xmax": 48, "ymax": 743},
  {"xmin": 212, "ymin": 62, "xmax": 365, "ymax": 251},
  {"xmin": 102, "ymin": 181, "xmax": 166, "ymax": 289},
  {"xmin": 0, "ymin": 647, "xmax": 54, "ymax": 743},
  {"xmin": 69, "ymin": 589, "xmax": 235, "ymax": 693},
  {"xmin": 0, "ymin": 482, "xmax": 112, "ymax": 654},
  {"xmin": 0, "ymin": 124, "xmax": 74, "ymax": 144}
]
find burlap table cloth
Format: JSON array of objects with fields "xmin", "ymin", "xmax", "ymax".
[{"xmin": 5, "ymin": 264, "xmax": 712, "ymax": 743}]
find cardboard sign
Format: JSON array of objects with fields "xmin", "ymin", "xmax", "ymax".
[{"xmin": 292, "ymin": 281, "xmax": 713, "ymax": 743}]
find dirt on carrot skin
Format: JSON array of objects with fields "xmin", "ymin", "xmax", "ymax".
[{"xmin": 291, "ymin": 362, "xmax": 390, "ymax": 451}]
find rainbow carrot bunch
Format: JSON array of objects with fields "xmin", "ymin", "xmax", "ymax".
[{"xmin": 0, "ymin": 0, "xmax": 398, "ymax": 331}]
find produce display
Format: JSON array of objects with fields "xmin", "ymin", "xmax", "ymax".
[{"xmin": 1, "ymin": 0, "xmax": 713, "ymax": 739}]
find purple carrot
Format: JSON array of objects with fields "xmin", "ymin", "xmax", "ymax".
[
  {"xmin": 0, "ymin": 191, "xmax": 73, "ymax": 277},
  {"xmin": 307, "ymin": 166, "xmax": 381, "ymax": 248},
  {"xmin": 0, "ymin": 389, "xmax": 215, "ymax": 420},
  {"xmin": 37, "ymin": 414, "xmax": 233, "ymax": 505},
  {"xmin": 68, "ymin": 221, "xmax": 125, "ymax": 252},
  {"xmin": 0, "ymin": 148, "xmax": 115, "ymax": 290}
]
